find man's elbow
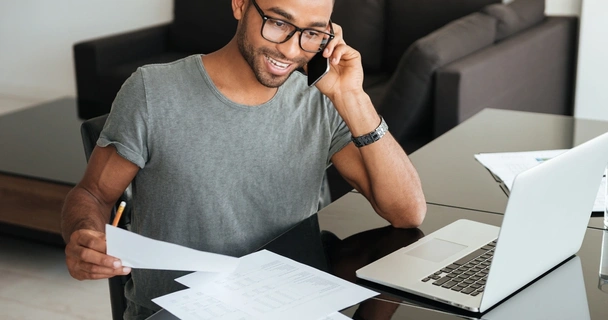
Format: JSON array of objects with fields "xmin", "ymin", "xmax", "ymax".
[{"xmin": 389, "ymin": 201, "xmax": 427, "ymax": 229}]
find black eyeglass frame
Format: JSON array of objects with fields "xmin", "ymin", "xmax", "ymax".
[{"xmin": 250, "ymin": 0, "xmax": 335, "ymax": 53}]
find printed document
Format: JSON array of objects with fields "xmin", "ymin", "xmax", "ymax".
[
  {"xmin": 474, "ymin": 150, "xmax": 606, "ymax": 212},
  {"xmin": 105, "ymin": 225, "xmax": 238, "ymax": 272},
  {"xmin": 321, "ymin": 312, "xmax": 353, "ymax": 320},
  {"xmin": 153, "ymin": 250, "xmax": 378, "ymax": 320}
]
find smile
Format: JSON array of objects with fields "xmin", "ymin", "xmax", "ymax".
[{"xmin": 266, "ymin": 56, "xmax": 290, "ymax": 70}]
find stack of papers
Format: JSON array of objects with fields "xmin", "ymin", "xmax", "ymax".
[
  {"xmin": 155, "ymin": 250, "xmax": 376, "ymax": 320},
  {"xmin": 106, "ymin": 225, "xmax": 378, "ymax": 319},
  {"xmin": 474, "ymin": 150, "xmax": 606, "ymax": 212}
]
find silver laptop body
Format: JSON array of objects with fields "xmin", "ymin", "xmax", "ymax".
[
  {"xmin": 482, "ymin": 255, "xmax": 589, "ymax": 320},
  {"xmin": 357, "ymin": 131, "xmax": 608, "ymax": 312}
]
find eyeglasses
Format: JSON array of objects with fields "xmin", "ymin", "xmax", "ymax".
[{"xmin": 250, "ymin": 0, "xmax": 334, "ymax": 53}]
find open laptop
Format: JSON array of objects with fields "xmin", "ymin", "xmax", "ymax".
[
  {"xmin": 356, "ymin": 131, "xmax": 608, "ymax": 313},
  {"xmin": 481, "ymin": 255, "xmax": 589, "ymax": 320},
  {"xmin": 374, "ymin": 255, "xmax": 589, "ymax": 320}
]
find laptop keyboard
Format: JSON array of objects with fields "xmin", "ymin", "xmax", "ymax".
[{"xmin": 421, "ymin": 240, "xmax": 497, "ymax": 296}]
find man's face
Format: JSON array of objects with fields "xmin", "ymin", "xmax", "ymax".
[{"xmin": 236, "ymin": 0, "xmax": 333, "ymax": 88}]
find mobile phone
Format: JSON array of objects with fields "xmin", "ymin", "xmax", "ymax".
[{"xmin": 306, "ymin": 52, "xmax": 330, "ymax": 87}]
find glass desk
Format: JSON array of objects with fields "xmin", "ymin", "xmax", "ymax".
[
  {"xmin": 318, "ymin": 193, "xmax": 608, "ymax": 319},
  {"xmin": 408, "ymin": 108, "xmax": 608, "ymax": 230},
  {"xmin": 149, "ymin": 193, "xmax": 608, "ymax": 319},
  {"xmin": 0, "ymin": 97, "xmax": 86, "ymax": 184}
]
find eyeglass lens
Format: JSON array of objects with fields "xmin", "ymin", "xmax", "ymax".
[{"xmin": 262, "ymin": 19, "xmax": 331, "ymax": 52}]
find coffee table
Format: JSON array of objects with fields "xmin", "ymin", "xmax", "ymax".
[{"xmin": 0, "ymin": 97, "xmax": 86, "ymax": 243}]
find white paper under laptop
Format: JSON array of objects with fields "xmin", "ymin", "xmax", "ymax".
[
  {"xmin": 357, "ymin": 131, "xmax": 608, "ymax": 313},
  {"xmin": 473, "ymin": 150, "xmax": 606, "ymax": 212}
]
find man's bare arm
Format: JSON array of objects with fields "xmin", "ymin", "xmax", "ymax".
[
  {"xmin": 61, "ymin": 145, "xmax": 139, "ymax": 280},
  {"xmin": 314, "ymin": 24, "xmax": 426, "ymax": 228},
  {"xmin": 331, "ymin": 127, "xmax": 427, "ymax": 229}
]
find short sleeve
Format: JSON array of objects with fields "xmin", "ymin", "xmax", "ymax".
[
  {"xmin": 326, "ymin": 96, "xmax": 352, "ymax": 166},
  {"xmin": 97, "ymin": 68, "xmax": 149, "ymax": 168}
]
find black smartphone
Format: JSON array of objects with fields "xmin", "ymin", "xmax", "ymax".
[{"xmin": 306, "ymin": 52, "xmax": 330, "ymax": 87}]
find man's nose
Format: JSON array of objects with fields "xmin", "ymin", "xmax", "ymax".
[{"xmin": 276, "ymin": 33, "xmax": 302, "ymax": 60}]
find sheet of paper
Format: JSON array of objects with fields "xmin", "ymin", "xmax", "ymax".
[
  {"xmin": 319, "ymin": 312, "xmax": 352, "ymax": 320},
  {"xmin": 105, "ymin": 224, "xmax": 238, "ymax": 272},
  {"xmin": 474, "ymin": 150, "xmax": 606, "ymax": 212},
  {"xmin": 474, "ymin": 150, "xmax": 568, "ymax": 189},
  {"xmin": 153, "ymin": 250, "xmax": 377, "ymax": 320}
]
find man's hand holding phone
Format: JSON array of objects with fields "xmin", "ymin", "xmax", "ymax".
[{"xmin": 308, "ymin": 23, "xmax": 365, "ymax": 106}]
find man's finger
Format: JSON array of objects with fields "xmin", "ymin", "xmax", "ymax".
[
  {"xmin": 69, "ymin": 243, "xmax": 122, "ymax": 269},
  {"xmin": 67, "ymin": 257, "xmax": 131, "ymax": 280},
  {"xmin": 77, "ymin": 260, "xmax": 131, "ymax": 277},
  {"xmin": 73, "ymin": 229, "xmax": 107, "ymax": 253}
]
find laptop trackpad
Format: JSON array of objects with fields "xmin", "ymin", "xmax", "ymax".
[{"xmin": 406, "ymin": 238, "xmax": 467, "ymax": 263}]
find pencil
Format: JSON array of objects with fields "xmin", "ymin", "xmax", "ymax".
[{"xmin": 111, "ymin": 201, "xmax": 127, "ymax": 227}]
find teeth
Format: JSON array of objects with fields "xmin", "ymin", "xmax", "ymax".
[{"xmin": 267, "ymin": 56, "xmax": 289, "ymax": 69}]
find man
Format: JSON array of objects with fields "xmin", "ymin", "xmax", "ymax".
[{"xmin": 61, "ymin": 0, "xmax": 426, "ymax": 318}]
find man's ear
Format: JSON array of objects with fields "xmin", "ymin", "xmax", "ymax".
[{"xmin": 232, "ymin": 0, "xmax": 247, "ymax": 21}]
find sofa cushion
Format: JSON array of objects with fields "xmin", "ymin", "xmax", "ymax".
[
  {"xmin": 332, "ymin": 0, "xmax": 386, "ymax": 73},
  {"xmin": 384, "ymin": 0, "xmax": 500, "ymax": 71},
  {"xmin": 380, "ymin": 12, "xmax": 497, "ymax": 141},
  {"xmin": 482, "ymin": 0, "xmax": 546, "ymax": 41},
  {"xmin": 169, "ymin": 0, "xmax": 237, "ymax": 53},
  {"xmin": 408, "ymin": 12, "xmax": 497, "ymax": 75}
]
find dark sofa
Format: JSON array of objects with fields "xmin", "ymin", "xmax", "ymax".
[
  {"xmin": 73, "ymin": 0, "xmax": 236, "ymax": 120},
  {"xmin": 73, "ymin": 0, "xmax": 501, "ymax": 148},
  {"xmin": 431, "ymin": 0, "xmax": 578, "ymax": 137},
  {"xmin": 73, "ymin": 0, "xmax": 578, "ymax": 200}
]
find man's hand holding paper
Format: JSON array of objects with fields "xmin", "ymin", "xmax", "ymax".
[
  {"xmin": 64, "ymin": 228, "xmax": 131, "ymax": 280},
  {"xmin": 105, "ymin": 225, "xmax": 238, "ymax": 272}
]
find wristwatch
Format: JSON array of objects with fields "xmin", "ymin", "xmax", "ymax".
[{"xmin": 351, "ymin": 116, "xmax": 388, "ymax": 148}]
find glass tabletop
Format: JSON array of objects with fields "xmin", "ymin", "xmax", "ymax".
[
  {"xmin": 318, "ymin": 193, "xmax": 608, "ymax": 319},
  {"xmin": 0, "ymin": 97, "xmax": 86, "ymax": 184},
  {"xmin": 408, "ymin": 108, "xmax": 608, "ymax": 230},
  {"xmin": 148, "ymin": 194, "xmax": 608, "ymax": 319}
]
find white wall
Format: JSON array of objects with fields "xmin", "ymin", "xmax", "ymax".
[
  {"xmin": 573, "ymin": 0, "xmax": 608, "ymax": 121},
  {"xmin": 505, "ymin": 0, "xmax": 582, "ymax": 15},
  {"xmin": 546, "ymin": 0, "xmax": 582, "ymax": 15},
  {"xmin": 0, "ymin": 0, "xmax": 172, "ymax": 101}
]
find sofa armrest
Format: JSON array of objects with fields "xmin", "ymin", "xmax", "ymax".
[
  {"xmin": 434, "ymin": 17, "xmax": 578, "ymax": 137},
  {"xmin": 73, "ymin": 24, "xmax": 170, "ymax": 118},
  {"xmin": 74, "ymin": 23, "xmax": 171, "ymax": 70}
]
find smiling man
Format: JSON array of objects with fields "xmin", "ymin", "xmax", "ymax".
[{"xmin": 61, "ymin": 0, "xmax": 426, "ymax": 319}]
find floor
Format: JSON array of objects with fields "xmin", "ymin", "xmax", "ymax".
[
  {"xmin": 0, "ymin": 94, "xmax": 42, "ymax": 116},
  {"xmin": 0, "ymin": 234, "xmax": 112, "ymax": 320},
  {"xmin": 0, "ymin": 95, "xmax": 112, "ymax": 319}
]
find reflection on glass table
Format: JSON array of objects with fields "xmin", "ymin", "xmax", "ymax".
[
  {"xmin": 600, "ymin": 229, "xmax": 608, "ymax": 294},
  {"xmin": 325, "ymin": 221, "xmax": 592, "ymax": 320},
  {"xmin": 344, "ymin": 256, "xmax": 589, "ymax": 320}
]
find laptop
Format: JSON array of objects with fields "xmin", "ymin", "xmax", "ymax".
[
  {"xmin": 481, "ymin": 255, "xmax": 589, "ymax": 320},
  {"xmin": 375, "ymin": 255, "xmax": 589, "ymax": 320},
  {"xmin": 356, "ymin": 131, "xmax": 608, "ymax": 313}
]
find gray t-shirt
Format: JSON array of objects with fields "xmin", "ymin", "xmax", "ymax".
[{"xmin": 98, "ymin": 55, "xmax": 351, "ymax": 318}]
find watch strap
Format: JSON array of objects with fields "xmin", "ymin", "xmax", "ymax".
[{"xmin": 351, "ymin": 116, "xmax": 388, "ymax": 148}]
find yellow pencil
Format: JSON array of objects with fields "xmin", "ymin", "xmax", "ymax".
[{"xmin": 111, "ymin": 201, "xmax": 127, "ymax": 227}]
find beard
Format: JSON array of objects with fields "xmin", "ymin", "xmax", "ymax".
[{"xmin": 236, "ymin": 14, "xmax": 307, "ymax": 88}]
